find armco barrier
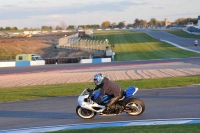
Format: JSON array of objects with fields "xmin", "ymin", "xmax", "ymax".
[
  {"xmin": 16, "ymin": 61, "xmax": 45, "ymax": 67},
  {"xmin": 44, "ymin": 58, "xmax": 79, "ymax": 64},
  {"xmin": 80, "ymin": 58, "xmax": 111, "ymax": 63},
  {"xmin": 0, "ymin": 58, "xmax": 109, "ymax": 67},
  {"xmin": 0, "ymin": 61, "xmax": 15, "ymax": 67},
  {"xmin": 16, "ymin": 61, "xmax": 30, "ymax": 67},
  {"xmin": 30, "ymin": 60, "xmax": 46, "ymax": 66},
  {"xmin": 0, "ymin": 60, "xmax": 45, "ymax": 67}
]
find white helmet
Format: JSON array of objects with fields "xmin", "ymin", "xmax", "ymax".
[{"xmin": 94, "ymin": 73, "xmax": 103, "ymax": 85}]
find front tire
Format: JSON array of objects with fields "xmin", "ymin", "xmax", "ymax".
[
  {"xmin": 125, "ymin": 98, "xmax": 145, "ymax": 116},
  {"xmin": 76, "ymin": 106, "xmax": 96, "ymax": 119}
]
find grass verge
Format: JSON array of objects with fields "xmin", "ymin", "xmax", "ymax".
[
  {"xmin": 94, "ymin": 30, "xmax": 200, "ymax": 61},
  {"xmin": 0, "ymin": 75, "xmax": 200, "ymax": 103},
  {"xmin": 165, "ymin": 29, "xmax": 200, "ymax": 39},
  {"xmin": 48, "ymin": 123, "xmax": 200, "ymax": 133}
]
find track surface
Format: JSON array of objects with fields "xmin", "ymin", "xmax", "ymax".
[
  {"xmin": 0, "ymin": 85, "xmax": 200, "ymax": 130},
  {"xmin": 145, "ymin": 30, "xmax": 200, "ymax": 51},
  {"xmin": 0, "ymin": 57, "xmax": 200, "ymax": 75}
]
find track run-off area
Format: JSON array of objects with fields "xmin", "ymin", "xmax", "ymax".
[{"xmin": 0, "ymin": 30, "xmax": 200, "ymax": 132}]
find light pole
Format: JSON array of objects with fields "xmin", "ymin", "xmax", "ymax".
[
  {"xmin": 95, "ymin": 40, "xmax": 98, "ymax": 51},
  {"xmin": 85, "ymin": 40, "xmax": 87, "ymax": 51},
  {"xmin": 105, "ymin": 39, "xmax": 109, "ymax": 51}
]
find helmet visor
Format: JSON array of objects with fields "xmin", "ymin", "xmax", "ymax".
[{"xmin": 93, "ymin": 79, "xmax": 98, "ymax": 85}]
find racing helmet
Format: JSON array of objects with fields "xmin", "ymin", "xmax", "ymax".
[{"xmin": 94, "ymin": 73, "xmax": 103, "ymax": 85}]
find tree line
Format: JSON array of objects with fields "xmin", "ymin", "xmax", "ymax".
[
  {"xmin": 101, "ymin": 17, "xmax": 198, "ymax": 28},
  {"xmin": 0, "ymin": 17, "xmax": 198, "ymax": 31}
]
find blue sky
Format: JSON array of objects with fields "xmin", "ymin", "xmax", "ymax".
[{"xmin": 0, "ymin": 0, "xmax": 199, "ymax": 29}]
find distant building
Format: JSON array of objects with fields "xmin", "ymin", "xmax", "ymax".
[
  {"xmin": 165, "ymin": 18, "xmax": 171, "ymax": 27},
  {"xmin": 78, "ymin": 31, "xmax": 85, "ymax": 37},
  {"xmin": 185, "ymin": 15, "xmax": 200, "ymax": 33},
  {"xmin": 186, "ymin": 22, "xmax": 193, "ymax": 27},
  {"xmin": 123, "ymin": 21, "xmax": 126, "ymax": 27}
]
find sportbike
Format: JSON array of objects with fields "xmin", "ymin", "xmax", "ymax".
[{"xmin": 76, "ymin": 86, "xmax": 145, "ymax": 119}]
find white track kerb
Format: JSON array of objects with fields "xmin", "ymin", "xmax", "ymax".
[{"xmin": 1, "ymin": 118, "xmax": 200, "ymax": 133}]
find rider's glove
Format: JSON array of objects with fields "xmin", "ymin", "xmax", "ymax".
[{"xmin": 87, "ymin": 88, "xmax": 92, "ymax": 92}]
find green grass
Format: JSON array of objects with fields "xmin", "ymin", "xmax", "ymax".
[
  {"xmin": 165, "ymin": 30, "xmax": 200, "ymax": 39},
  {"xmin": 1, "ymin": 75, "xmax": 200, "ymax": 103},
  {"xmin": 48, "ymin": 123, "xmax": 200, "ymax": 133},
  {"xmin": 94, "ymin": 30, "xmax": 200, "ymax": 61}
]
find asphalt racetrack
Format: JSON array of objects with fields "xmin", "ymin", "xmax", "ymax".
[
  {"xmin": 146, "ymin": 30, "xmax": 200, "ymax": 52},
  {"xmin": 0, "ymin": 30, "xmax": 200, "ymax": 131},
  {"xmin": 0, "ymin": 85, "xmax": 200, "ymax": 131}
]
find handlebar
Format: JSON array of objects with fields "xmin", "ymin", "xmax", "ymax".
[{"xmin": 86, "ymin": 88, "xmax": 95, "ymax": 104}]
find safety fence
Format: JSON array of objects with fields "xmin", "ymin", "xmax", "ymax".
[
  {"xmin": 44, "ymin": 57, "xmax": 80, "ymax": 64},
  {"xmin": 183, "ymin": 28, "xmax": 200, "ymax": 35},
  {"xmin": 58, "ymin": 33, "xmax": 79, "ymax": 47},
  {"xmin": 58, "ymin": 38, "xmax": 110, "ymax": 52},
  {"xmin": 44, "ymin": 54, "xmax": 111, "ymax": 64}
]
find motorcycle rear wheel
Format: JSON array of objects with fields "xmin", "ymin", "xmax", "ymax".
[
  {"xmin": 125, "ymin": 98, "xmax": 145, "ymax": 116},
  {"xmin": 76, "ymin": 106, "xmax": 96, "ymax": 119}
]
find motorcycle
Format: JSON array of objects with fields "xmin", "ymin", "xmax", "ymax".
[
  {"xmin": 194, "ymin": 40, "xmax": 198, "ymax": 46},
  {"xmin": 76, "ymin": 86, "xmax": 145, "ymax": 119}
]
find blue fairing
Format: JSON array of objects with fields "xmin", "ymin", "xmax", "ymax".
[
  {"xmin": 93, "ymin": 90, "xmax": 111, "ymax": 103},
  {"xmin": 93, "ymin": 86, "xmax": 137, "ymax": 102},
  {"xmin": 101, "ymin": 95, "xmax": 112, "ymax": 103},
  {"xmin": 124, "ymin": 86, "xmax": 138, "ymax": 98},
  {"xmin": 93, "ymin": 90, "xmax": 101, "ymax": 99}
]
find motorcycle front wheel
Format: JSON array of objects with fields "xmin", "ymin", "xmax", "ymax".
[{"xmin": 76, "ymin": 106, "xmax": 96, "ymax": 119}]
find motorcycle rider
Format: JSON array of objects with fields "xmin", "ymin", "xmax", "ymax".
[
  {"xmin": 194, "ymin": 40, "xmax": 198, "ymax": 46},
  {"xmin": 91, "ymin": 73, "xmax": 124, "ymax": 114}
]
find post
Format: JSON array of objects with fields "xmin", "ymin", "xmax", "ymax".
[
  {"xmin": 105, "ymin": 39, "xmax": 109, "ymax": 51},
  {"xmin": 112, "ymin": 52, "xmax": 115, "ymax": 61}
]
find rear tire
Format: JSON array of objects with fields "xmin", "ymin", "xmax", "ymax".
[
  {"xmin": 76, "ymin": 106, "xmax": 96, "ymax": 119},
  {"xmin": 125, "ymin": 98, "xmax": 145, "ymax": 116}
]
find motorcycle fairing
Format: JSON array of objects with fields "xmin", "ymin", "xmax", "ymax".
[
  {"xmin": 93, "ymin": 90, "xmax": 112, "ymax": 103},
  {"xmin": 124, "ymin": 86, "xmax": 138, "ymax": 98},
  {"xmin": 78, "ymin": 94, "xmax": 105, "ymax": 112},
  {"xmin": 93, "ymin": 86, "xmax": 138, "ymax": 102}
]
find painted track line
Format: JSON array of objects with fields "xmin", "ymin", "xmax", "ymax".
[{"xmin": 1, "ymin": 118, "xmax": 200, "ymax": 133}]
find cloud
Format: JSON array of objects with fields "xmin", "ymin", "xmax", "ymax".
[
  {"xmin": 0, "ymin": 1, "xmax": 147, "ymax": 20},
  {"xmin": 152, "ymin": 6, "xmax": 165, "ymax": 9}
]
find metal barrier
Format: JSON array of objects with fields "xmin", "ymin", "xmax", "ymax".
[{"xmin": 44, "ymin": 57, "xmax": 81, "ymax": 64}]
